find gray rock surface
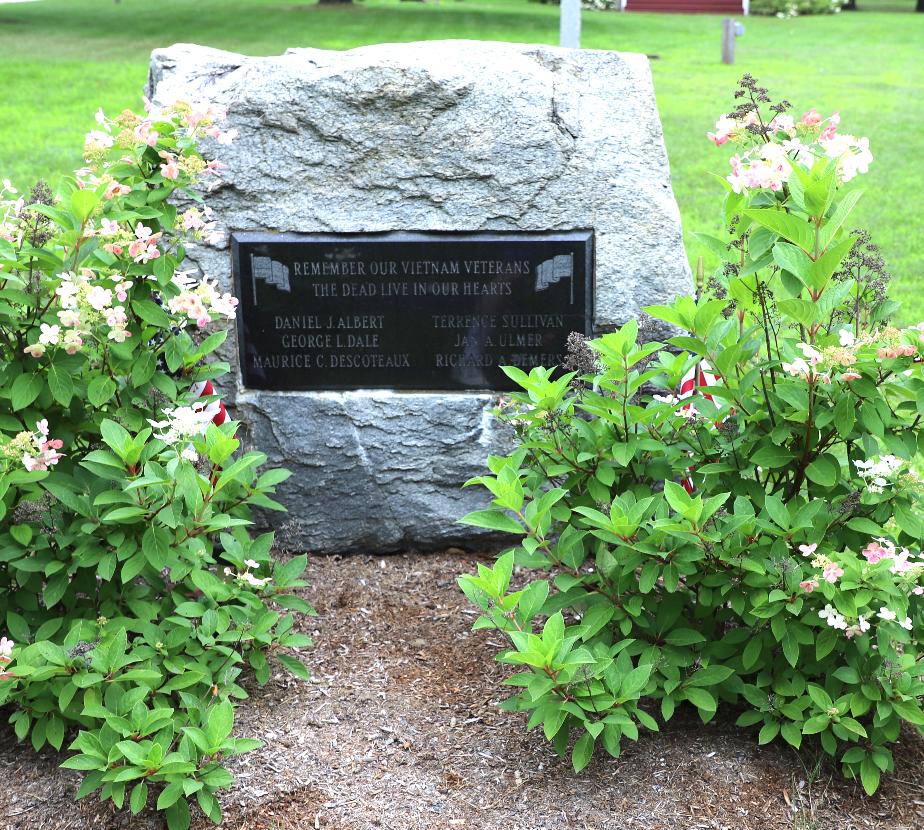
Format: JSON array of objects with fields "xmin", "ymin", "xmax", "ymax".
[
  {"xmin": 147, "ymin": 40, "xmax": 691, "ymax": 553},
  {"xmin": 235, "ymin": 390, "xmax": 511, "ymax": 553}
]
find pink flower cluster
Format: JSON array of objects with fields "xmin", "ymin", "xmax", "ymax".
[
  {"xmin": 781, "ymin": 329, "xmax": 920, "ymax": 389},
  {"xmin": 177, "ymin": 102, "xmax": 238, "ymax": 146},
  {"xmin": 179, "ymin": 206, "xmax": 217, "ymax": 241},
  {"xmin": 800, "ymin": 535, "xmax": 921, "ymax": 643},
  {"xmin": 727, "ymin": 142, "xmax": 791, "ymax": 194},
  {"xmin": 89, "ymin": 217, "xmax": 161, "ymax": 262},
  {"xmin": 877, "ymin": 344, "xmax": 918, "ymax": 359},
  {"xmin": 862, "ymin": 538, "xmax": 922, "ymax": 579},
  {"xmin": 22, "ymin": 419, "xmax": 64, "ymax": 472},
  {"xmin": 709, "ymin": 106, "xmax": 873, "ymax": 192},
  {"xmin": 798, "ymin": 542, "xmax": 846, "ymax": 587},
  {"xmin": 159, "ymin": 152, "xmax": 180, "ymax": 181},
  {"xmin": 167, "ymin": 272, "xmax": 238, "ymax": 328},
  {"xmin": 128, "ymin": 222, "xmax": 161, "ymax": 264},
  {"xmin": 86, "ymin": 101, "xmax": 236, "ymax": 195}
]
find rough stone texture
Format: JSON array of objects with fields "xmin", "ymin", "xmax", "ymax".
[
  {"xmin": 147, "ymin": 40, "xmax": 692, "ymax": 553},
  {"xmin": 235, "ymin": 390, "xmax": 508, "ymax": 553}
]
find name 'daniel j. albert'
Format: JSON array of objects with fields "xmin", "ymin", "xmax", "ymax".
[{"xmin": 274, "ymin": 314, "xmax": 384, "ymax": 330}]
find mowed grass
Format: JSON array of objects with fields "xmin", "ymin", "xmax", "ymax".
[{"xmin": 0, "ymin": 0, "xmax": 921, "ymax": 318}]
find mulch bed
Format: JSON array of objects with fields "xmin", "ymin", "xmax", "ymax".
[{"xmin": 3, "ymin": 550, "xmax": 923, "ymax": 830}]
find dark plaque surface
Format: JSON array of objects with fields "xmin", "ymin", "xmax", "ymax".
[{"xmin": 232, "ymin": 231, "xmax": 594, "ymax": 392}]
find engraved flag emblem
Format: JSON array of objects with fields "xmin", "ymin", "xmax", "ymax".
[
  {"xmin": 250, "ymin": 254, "xmax": 291, "ymax": 304},
  {"xmin": 534, "ymin": 254, "xmax": 574, "ymax": 304}
]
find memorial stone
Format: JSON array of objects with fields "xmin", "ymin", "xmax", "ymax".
[{"xmin": 147, "ymin": 40, "xmax": 692, "ymax": 553}]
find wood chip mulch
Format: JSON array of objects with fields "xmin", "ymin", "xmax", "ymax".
[{"xmin": 2, "ymin": 550, "xmax": 923, "ymax": 830}]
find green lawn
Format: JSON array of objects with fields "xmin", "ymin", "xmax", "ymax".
[{"xmin": 0, "ymin": 0, "xmax": 921, "ymax": 319}]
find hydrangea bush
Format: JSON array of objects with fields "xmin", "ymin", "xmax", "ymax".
[
  {"xmin": 459, "ymin": 78, "xmax": 923, "ymax": 794},
  {"xmin": 750, "ymin": 0, "xmax": 843, "ymax": 18},
  {"xmin": 0, "ymin": 102, "xmax": 311, "ymax": 828}
]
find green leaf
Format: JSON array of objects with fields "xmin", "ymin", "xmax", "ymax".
[
  {"xmin": 572, "ymin": 731, "xmax": 595, "ymax": 772},
  {"xmin": 772, "ymin": 242, "xmax": 814, "ymax": 287},
  {"xmin": 132, "ymin": 297, "xmax": 172, "ymax": 328},
  {"xmin": 47, "ymin": 363, "xmax": 75, "ymax": 406},
  {"xmin": 518, "ymin": 580, "xmax": 550, "ymax": 623},
  {"xmin": 663, "ymin": 480, "xmax": 693, "ymax": 516},
  {"xmin": 10, "ymin": 373, "xmax": 42, "ymax": 411},
  {"xmin": 277, "ymin": 653, "xmax": 310, "ymax": 681},
  {"xmin": 619, "ymin": 664, "xmax": 652, "ymax": 699},
  {"xmin": 100, "ymin": 419, "xmax": 131, "ymax": 458},
  {"xmin": 70, "ymin": 188, "xmax": 100, "ymax": 223},
  {"xmin": 165, "ymin": 797, "xmax": 191, "ymax": 830},
  {"xmin": 780, "ymin": 722, "xmax": 802, "ymax": 749},
  {"xmin": 130, "ymin": 782, "xmax": 148, "ymax": 815},
  {"xmin": 665, "ymin": 628, "xmax": 706, "ymax": 647},
  {"xmin": 758, "ymin": 720, "xmax": 780, "ymax": 745},
  {"xmin": 684, "ymin": 687, "xmax": 717, "ymax": 717},
  {"xmin": 458, "ymin": 509, "xmax": 523, "ymax": 535},
  {"xmin": 45, "ymin": 717, "xmax": 65, "ymax": 751},
  {"xmin": 142, "ymin": 525, "xmax": 171, "ymax": 569},
  {"xmin": 6, "ymin": 610, "xmax": 30, "ymax": 642},
  {"xmin": 687, "ymin": 665, "xmax": 734, "ymax": 687},
  {"xmin": 751, "ymin": 445, "xmax": 796, "ymax": 469},
  {"xmin": 10, "ymin": 524, "xmax": 32, "ymax": 546},
  {"xmin": 745, "ymin": 208, "xmax": 814, "ymax": 252},
  {"xmin": 61, "ymin": 754, "xmax": 104, "ymax": 771},
  {"xmin": 742, "ymin": 636, "xmax": 763, "ymax": 670},
  {"xmin": 819, "ymin": 189, "xmax": 863, "ymax": 251},
  {"xmin": 816, "ymin": 628, "xmax": 837, "ymax": 661},
  {"xmin": 892, "ymin": 700, "xmax": 924, "ymax": 726},
  {"xmin": 782, "ymin": 634, "xmax": 800, "ymax": 668},
  {"xmin": 811, "ymin": 236, "xmax": 855, "ymax": 291},
  {"xmin": 638, "ymin": 560, "xmax": 659, "ymax": 594},
  {"xmin": 206, "ymin": 701, "xmax": 235, "ymax": 747},
  {"xmin": 807, "ymin": 684, "xmax": 833, "ymax": 710},
  {"xmin": 763, "ymin": 495, "xmax": 790, "ymax": 530},
  {"xmin": 860, "ymin": 758, "xmax": 881, "ymax": 795},
  {"xmin": 777, "ymin": 298, "xmax": 818, "ymax": 328},
  {"xmin": 87, "ymin": 375, "xmax": 117, "ymax": 407},
  {"xmin": 833, "ymin": 666, "xmax": 860, "ymax": 684},
  {"xmin": 802, "ymin": 714, "xmax": 830, "ymax": 734},
  {"xmin": 833, "ymin": 395, "xmax": 855, "ymax": 438}
]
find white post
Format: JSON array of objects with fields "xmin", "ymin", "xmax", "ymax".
[{"xmin": 560, "ymin": 0, "xmax": 581, "ymax": 49}]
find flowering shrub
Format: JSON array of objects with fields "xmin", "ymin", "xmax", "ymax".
[
  {"xmin": 0, "ymin": 102, "xmax": 311, "ymax": 828},
  {"xmin": 459, "ymin": 78, "xmax": 923, "ymax": 794},
  {"xmin": 750, "ymin": 0, "xmax": 843, "ymax": 16}
]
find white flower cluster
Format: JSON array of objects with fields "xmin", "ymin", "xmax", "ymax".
[
  {"xmin": 782, "ymin": 342, "xmax": 825, "ymax": 380},
  {"xmin": 854, "ymin": 455, "xmax": 904, "ymax": 494},
  {"xmin": 819, "ymin": 604, "xmax": 913, "ymax": 638},
  {"xmin": 0, "ymin": 180, "xmax": 24, "ymax": 246},
  {"xmin": 223, "ymin": 559, "xmax": 271, "ymax": 589},
  {"xmin": 147, "ymin": 404, "xmax": 216, "ymax": 445},
  {"xmin": 23, "ymin": 269, "xmax": 133, "ymax": 358}
]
